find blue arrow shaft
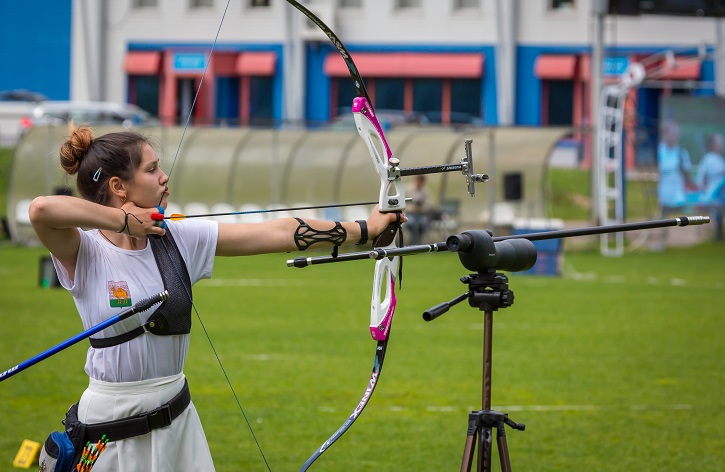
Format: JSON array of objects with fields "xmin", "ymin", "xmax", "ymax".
[{"xmin": 0, "ymin": 291, "xmax": 168, "ymax": 383}]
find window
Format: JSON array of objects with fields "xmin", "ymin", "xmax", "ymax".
[
  {"xmin": 249, "ymin": 77, "xmax": 274, "ymax": 125},
  {"xmin": 334, "ymin": 78, "xmax": 356, "ymax": 116},
  {"xmin": 130, "ymin": 76, "xmax": 160, "ymax": 117},
  {"xmin": 215, "ymin": 77, "xmax": 239, "ymax": 125},
  {"xmin": 190, "ymin": 0, "xmax": 213, "ymax": 8},
  {"xmin": 395, "ymin": 0, "xmax": 422, "ymax": 9},
  {"xmin": 249, "ymin": 0, "xmax": 270, "ymax": 7},
  {"xmin": 544, "ymin": 80, "xmax": 574, "ymax": 125},
  {"xmin": 339, "ymin": 0, "xmax": 362, "ymax": 7},
  {"xmin": 453, "ymin": 0, "xmax": 480, "ymax": 9},
  {"xmin": 451, "ymin": 79, "xmax": 482, "ymax": 124},
  {"xmin": 413, "ymin": 79, "xmax": 443, "ymax": 122},
  {"xmin": 549, "ymin": 0, "xmax": 575, "ymax": 10},
  {"xmin": 331, "ymin": 76, "xmax": 484, "ymax": 126},
  {"xmin": 375, "ymin": 79, "xmax": 405, "ymax": 110},
  {"xmin": 132, "ymin": 0, "xmax": 158, "ymax": 7}
]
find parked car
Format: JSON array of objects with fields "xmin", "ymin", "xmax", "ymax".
[
  {"xmin": 0, "ymin": 90, "xmax": 49, "ymax": 146},
  {"xmin": 422, "ymin": 111, "xmax": 485, "ymax": 128},
  {"xmin": 20, "ymin": 101, "xmax": 159, "ymax": 131},
  {"xmin": 327, "ymin": 108, "xmax": 429, "ymax": 131},
  {"xmin": 0, "ymin": 89, "xmax": 48, "ymax": 102}
]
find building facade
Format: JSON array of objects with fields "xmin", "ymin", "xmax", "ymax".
[{"xmin": 0, "ymin": 0, "xmax": 721, "ymax": 164}]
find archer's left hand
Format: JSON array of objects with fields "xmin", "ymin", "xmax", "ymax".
[{"xmin": 366, "ymin": 205, "xmax": 407, "ymax": 241}]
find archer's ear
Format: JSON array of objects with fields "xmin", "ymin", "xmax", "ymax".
[{"xmin": 108, "ymin": 176, "xmax": 127, "ymax": 200}]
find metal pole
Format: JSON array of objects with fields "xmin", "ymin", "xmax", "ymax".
[
  {"xmin": 716, "ymin": 19, "xmax": 725, "ymax": 97},
  {"xmin": 286, "ymin": 216, "xmax": 710, "ymax": 267},
  {"xmin": 591, "ymin": 0, "xmax": 606, "ymax": 225}
]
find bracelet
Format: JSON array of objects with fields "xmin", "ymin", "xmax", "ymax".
[
  {"xmin": 115, "ymin": 208, "xmax": 141, "ymax": 236},
  {"xmin": 355, "ymin": 220, "xmax": 368, "ymax": 245},
  {"xmin": 116, "ymin": 209, "xmax": 130, "ymax": 235}
]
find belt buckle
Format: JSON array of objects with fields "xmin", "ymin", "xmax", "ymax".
[{"xmin": 146, "ymin": 404, "xmax": 173, "ymax": 430}]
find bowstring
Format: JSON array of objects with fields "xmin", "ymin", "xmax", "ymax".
[
  {"xmin": 156, "ymin": 0, "xmax": 272, "ymax": 470},
  {"xmin": 163, "ymin": 1, "xmax": 227, "ymax": 184},
  {"xmin": 157, "ymin": 238, "xmax": 272, "ymax": 471}
]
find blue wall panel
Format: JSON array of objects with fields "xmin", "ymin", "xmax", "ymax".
[{"xmin": 0, "ymin": 0, "xmax": 72, "ymax": 99}]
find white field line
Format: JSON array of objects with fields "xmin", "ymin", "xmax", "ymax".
[
  {"xmin": 317, "ymin": 404, "xmax": 696, "ymax": 413},
  {"xmin": 562, "ymin": 267, "xmax": 724, "ymax": 290},
  {"xmin": 199, "ymin": 278, "xmax": 306, "ymax": 287}
]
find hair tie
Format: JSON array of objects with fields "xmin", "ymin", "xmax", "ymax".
[{"xmin": 93, "ymin": 167, "xmax": 102, "ymax": 182}]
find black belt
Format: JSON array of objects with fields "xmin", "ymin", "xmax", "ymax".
[{"xmin": 83, "ymin": 379, "xmax": 191, "ymax": 443}]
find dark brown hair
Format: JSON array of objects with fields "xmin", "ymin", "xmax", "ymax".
[{"xmin": 59, "ymin": 123, "xmax": 151, "ymax": 204}]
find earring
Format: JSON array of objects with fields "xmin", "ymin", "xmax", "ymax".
[{"xmin": 121, "ymin": 194, "xmax": 126, "ymax": 204}]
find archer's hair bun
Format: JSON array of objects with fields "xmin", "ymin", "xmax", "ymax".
[{"xmin": 60, "ymin": 122, "xmax": 95, "ymax": 175}]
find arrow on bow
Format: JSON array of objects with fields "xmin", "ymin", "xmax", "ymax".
[{"xmin": 149, "ymin": 198, "xmax": 413, "ymax": 222}]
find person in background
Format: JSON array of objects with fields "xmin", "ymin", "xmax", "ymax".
[
  {"xmin": 29, "ymin": 123, "xmax": 404, "ymax": 471},
  {"xmin": 657, "ymin": 120, "xmax": 694, "ymax": 211},
  {"xmin": 695, "ymin": 132, "xmax": 725, "ymax": 206},
  {"xmin": 406, "ymin": 174, "xmax": 431, "ymax": 245},
  {"xmin": 695, "ymin": 132, "xmax": 725, "ymax": 241}
]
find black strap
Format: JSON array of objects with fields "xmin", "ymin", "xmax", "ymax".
[
  {"xmin": 89, "ymin": 229, "xmax": 193, "ymax": 348},
  {"xmin": 355, "ymin": 220, "xmax": 368, "ymax": 245},
  {"xmin": 83, "ymin": 379, "xmax": 191, "ymax": 443},
  {"xmin": 90, "ymin": 326, "xmax": 145, "ymax": 348}
]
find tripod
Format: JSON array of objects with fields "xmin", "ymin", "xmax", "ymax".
[{"xmin": 424, "ymin": 270, "xmax": 525, "ymax": 472}]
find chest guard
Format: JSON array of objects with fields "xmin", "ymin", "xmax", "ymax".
[{"xmin": 89, "ymin": 230, "xmax": 193, "ymax": 348}]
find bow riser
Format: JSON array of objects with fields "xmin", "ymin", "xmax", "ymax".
[{"xmin": 352, "ymin": 98, "xmax": 405, "ymax": 213}]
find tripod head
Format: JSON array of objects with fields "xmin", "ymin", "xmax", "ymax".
[{"xmin": 424, "ymin": 231, "xmax": 537, "ymax": 320}]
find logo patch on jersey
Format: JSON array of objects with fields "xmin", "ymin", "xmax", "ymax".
[{"xmin": 108, "ymin": 281, "xmax": 132, "ymax": 308}]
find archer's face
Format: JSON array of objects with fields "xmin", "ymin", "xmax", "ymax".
[{"xmin": 127, "ymin": 144, "xmax": 169, "ymax": 209}]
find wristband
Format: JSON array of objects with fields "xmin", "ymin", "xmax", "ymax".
[{"xmin": 355, "ymin": 220, "xmax": 368, "ymax": 245}]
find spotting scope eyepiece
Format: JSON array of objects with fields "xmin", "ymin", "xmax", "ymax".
[{"xmin": 446, "ymin": 230, "xmax": 537, "ymax": 273}]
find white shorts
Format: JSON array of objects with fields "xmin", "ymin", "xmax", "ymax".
[{"xmin": 77, "ymin": 373, "xmax": 215, "ymax": 472}]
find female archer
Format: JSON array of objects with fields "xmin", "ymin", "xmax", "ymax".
[{"xmin": 29, "ymin": 123, "xmax": 404, "ymax": 471}]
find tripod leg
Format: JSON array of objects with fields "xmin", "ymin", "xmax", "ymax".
[
  {"xmin": 496, "ymin": 423, "xmax": 512, "ymax": 472},
  {"xmin": 461, "ymin": 413, "xmax": 481, "ymax": 472}
]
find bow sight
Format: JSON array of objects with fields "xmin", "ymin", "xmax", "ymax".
[{"xmin": 390, "ymin": 139, "xmax": 489, "ymax": 200}]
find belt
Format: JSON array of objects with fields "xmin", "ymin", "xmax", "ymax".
[{"xmin": 83, "ymin": 379, "xmax": 191, "ymax": 443}]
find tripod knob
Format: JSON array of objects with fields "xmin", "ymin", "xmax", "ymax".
[{"xmin": 500, "ymin": 291, "xmax": 514, "ymax": 307}]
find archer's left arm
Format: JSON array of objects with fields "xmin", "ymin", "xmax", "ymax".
[{"xmin": 215, "ymin": 206, "xmax": 405, "ymax": 257}]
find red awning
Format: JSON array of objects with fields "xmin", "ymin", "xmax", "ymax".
[
  {"xmin": 124, "ymin": 52, "xmax": 161, "ymax": 75},
  {"xmin": 235, "ymin": 52, "xmax": 277, "ymax": 76},
  {"xmin": 323, "ymin": 53, "xmax": 485, "ymax": 78},
  {"xmin": 534, "ymin": 55, "xmax": 578, "ymax": 80}
]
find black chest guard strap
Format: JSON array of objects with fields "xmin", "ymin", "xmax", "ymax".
[{"xmin": 89, "ymin": 230, "xmax": 193, "ymax": 348}]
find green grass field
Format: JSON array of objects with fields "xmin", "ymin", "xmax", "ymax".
[{"xmin": 0, "ymin": 241, "xmax": 723, "ymax": 471}]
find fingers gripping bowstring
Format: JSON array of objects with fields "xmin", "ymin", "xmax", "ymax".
[{"xmin": 158, "ymin": 1, "xmax": 272, "ymax": 470}]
